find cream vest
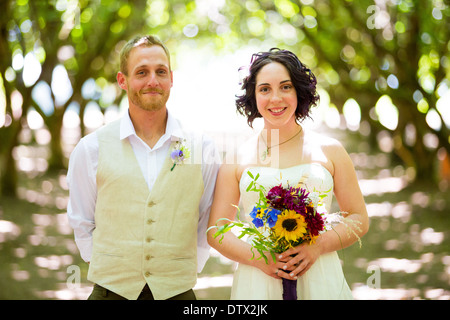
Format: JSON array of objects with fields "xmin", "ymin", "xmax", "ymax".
[{"xmin": 87, "ymin": 119, "xmax": 204, "ymax": 300}]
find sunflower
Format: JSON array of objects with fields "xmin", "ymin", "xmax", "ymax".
[{"xmin": 273, "ymin": 209, "xmax": 307, "ymax": 242}]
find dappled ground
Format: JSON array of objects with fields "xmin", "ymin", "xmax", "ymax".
[{"xmin": 0, "ymin": 131, "xmax": 449, "ymax": 300}]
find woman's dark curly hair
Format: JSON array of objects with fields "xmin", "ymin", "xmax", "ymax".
[{"xmin": 236, "ymin": 48, "xmax": 319, "ymax": 127}]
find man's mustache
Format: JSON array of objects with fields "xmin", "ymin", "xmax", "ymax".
[{"xmin": 141, "ymin": 89, "xmax": 163, "ymax": 94}]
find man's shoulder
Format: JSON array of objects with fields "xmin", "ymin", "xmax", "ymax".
[
  {"xmin": 71, "ymin": 118, "xmax": 121, "ymax": 156},
  {"xmin": 97, "ymin": 118, "xmax": 121, "ymax": 137}
]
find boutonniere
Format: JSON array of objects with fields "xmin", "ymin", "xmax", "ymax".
[{"xmin": 170, "ymin": 139, "xmax": 190, "ymax": 171}]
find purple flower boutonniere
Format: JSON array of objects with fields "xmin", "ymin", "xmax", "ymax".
[{"xmin": 170, "ymin": 139, "xmax": 190, "ymax": 171}]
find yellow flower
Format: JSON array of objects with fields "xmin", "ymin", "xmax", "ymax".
[
  {"xmin": 308, "ymin": 234, "xmax": 319, "ymax": 244},
  {"xmin": 273, "ymin": 210, "xmax": 307, "ymax": 242},
  {"xmin": 256, "ymin": 208, "xmax": 265, "ymax": 219}
]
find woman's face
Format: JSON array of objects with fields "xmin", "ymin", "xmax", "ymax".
[{"xmin": 255, "ymin": 62, "xmax": 298, "ymax": 128}]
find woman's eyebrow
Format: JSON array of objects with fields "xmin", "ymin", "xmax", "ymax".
[{"xmin": 257, "ymin": 79, "xmax": 291, "ymax": 87}]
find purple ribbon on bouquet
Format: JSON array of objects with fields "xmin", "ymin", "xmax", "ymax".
[{"xmin": 282, "ymin": 278, "xmax": 297, "ymax": 300}]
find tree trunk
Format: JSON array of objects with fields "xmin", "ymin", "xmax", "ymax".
[
  {"xmin": 0, "ymin": 121, "xmax": 21, "ymax": 198},
  {"xmin": 46, "ymin": 108, "xmax": 66, "ymax": 171}
]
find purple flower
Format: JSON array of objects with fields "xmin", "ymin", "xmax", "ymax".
[
  {"xmin": 304, "ymin": 206, "xmax": 325, "ymax": 237},
  {"xmin": 266, "ymin": 185, "xmax": 285, "ymax": 209},
  {"xmin": 171, "ymin": 150, "xmax": 184, "ymax": 161},
  {"xmin": 286, "ymin": 187, "xmax": 309, "ymax": 215}
]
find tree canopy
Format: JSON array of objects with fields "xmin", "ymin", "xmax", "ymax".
[{"xmin": 1, "ymin": 0, "xmax": 449, "ymax": 197}]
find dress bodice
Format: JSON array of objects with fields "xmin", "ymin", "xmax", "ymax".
[{"xmin": 238, "ymin": 163, "xmax": 334, "ymax": 223}]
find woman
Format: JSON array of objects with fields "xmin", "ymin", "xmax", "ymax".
[{"xmin": 207, "ymin": 48, "xmax": 369, "ymax": 300}]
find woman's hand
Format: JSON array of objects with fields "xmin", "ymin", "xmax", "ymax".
[
  {"xmin": 253, "ymin": 252, "xmax": 295, "ymax": 280},
  {"xmin": 278, "ymin": 242, "xmax": 322, "ymax": 278}
]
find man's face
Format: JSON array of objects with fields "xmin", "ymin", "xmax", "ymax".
[{"xmin": 118, "ymin": 45, "xmax": 173, "ymax": 112}]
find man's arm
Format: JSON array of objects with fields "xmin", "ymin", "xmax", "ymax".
[{"xmin": 196, "ymin": 134, "xmax": 221, "ymax": 272}]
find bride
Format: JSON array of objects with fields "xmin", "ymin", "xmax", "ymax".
[{"xmin": 207, "ymin": 48, "xmax": 369, "ymax": 300}]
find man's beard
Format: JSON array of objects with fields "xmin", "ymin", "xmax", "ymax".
[{"xmin": 129, "ymin": 88, "xmax": 170, "ymax": 112}]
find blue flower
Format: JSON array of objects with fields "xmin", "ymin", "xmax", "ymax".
[
  {"xmin": 249, "ymin": 207, "xmax": 264, "ymax": 228},
  {"xmin": 266, "ymin": 208, "xmax": 281, "ymax": 228},
  {"xmin": 249, "ymin": 207, "xmax": 281, "ymax": 228}
]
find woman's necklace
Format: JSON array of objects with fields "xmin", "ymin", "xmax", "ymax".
[{"xmin": 260, "ymin": 127, "xmax": 303, "ymax": 161}]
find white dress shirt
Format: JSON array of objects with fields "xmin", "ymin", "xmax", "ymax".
[{"xmin": 66, "ymin": 110, "xmax": 220, "ymax": 272}]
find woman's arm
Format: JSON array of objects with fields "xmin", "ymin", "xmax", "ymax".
[
  {"xmin": 207, "ymin": 164, "xmax": 292, "ymax": 280},
  {"xmin": 279, "ymin": 139, "xmax": 369, "ymax": 278}
]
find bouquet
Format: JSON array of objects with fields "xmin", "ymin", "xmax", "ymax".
[{"xmin": 209, "ymin": 171, "xmax": 361, "ymax": 300}]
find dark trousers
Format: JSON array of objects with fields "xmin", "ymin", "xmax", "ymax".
[{"xmin": 88, "ymin": 284, "xmax": 196, "ymax": 300}]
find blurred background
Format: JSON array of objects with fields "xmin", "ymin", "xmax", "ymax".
[{"xmin": 0, "ymin": 0, "xmax": 449, "ymax": 300}]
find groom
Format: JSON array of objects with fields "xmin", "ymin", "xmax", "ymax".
[{"xmin": 67, "ymin": 35, "xmax": 220, "ymax": 300}]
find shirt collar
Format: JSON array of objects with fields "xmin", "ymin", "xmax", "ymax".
[{"xmin": 119, "ymin": 109, "xmax": 185, "ymax": 142}]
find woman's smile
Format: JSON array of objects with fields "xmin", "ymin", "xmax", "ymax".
[{"xmin": 268, "ymin": 107, "xmax": 287, "ymax": 116}]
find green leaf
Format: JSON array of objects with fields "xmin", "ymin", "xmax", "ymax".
[
  {"xmin": 270, "ymin": 251, "xmax": 277, "ymax": 263},
  {"xmin": 215, "ymin": 217, "xmax": 233, "ymax": 224},
  {"xmin": 257, "ymin": 249, "xmax": 269, "ymax": 264},
  {"xmin": 217, "ymin": 224, "xmax": 229, "ymax": 233}
]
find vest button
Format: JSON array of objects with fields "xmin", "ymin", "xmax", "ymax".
[
  {"xmin": 145, "ymin": 271, "xmax": 151, "ymax": 277},
  {"xmin": 146, "ymin": 237, "xmax": 153, "ymax": 243},
  {"xmin": 147, "ymin": 219, "xmax": 154, "ymax": 224},
  {"xmin": 145, "ymin": 255, "xmax": 152, "ymax": 260},
  {"xmin": 147, "ymin": 201, "xmax": 156, "ymax": 207}
]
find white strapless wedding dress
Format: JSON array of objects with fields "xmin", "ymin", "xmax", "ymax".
[{"xmin": 230, "ymin": 163, "xmax": 353, "ymax": 300}]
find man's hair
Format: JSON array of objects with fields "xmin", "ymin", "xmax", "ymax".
[{"xmin": 119, "ymin": 35, "xmax": 171, "ymax": 76}]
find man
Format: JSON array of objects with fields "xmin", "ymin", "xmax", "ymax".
[{"xmin": 67, "ymin": 35, "xmax": 220, "ymax": 300}]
